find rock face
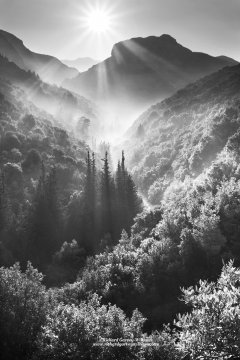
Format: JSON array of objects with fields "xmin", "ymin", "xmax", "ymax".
[
  {"xmin": 64, "ymin": 34, "xmax": 238, "ymax": 118},
  {"xmin": 0, "ymin": 29, "xmax": 79, "ymax": 85}
]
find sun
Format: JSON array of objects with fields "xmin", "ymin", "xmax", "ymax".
[{"xmin": 86, "ymin": 9, "xmax": 111, "ymax": 33}]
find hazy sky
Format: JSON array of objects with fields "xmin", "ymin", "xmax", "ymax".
[{"xmin": 0, "ymin": 0, "xmax": 240, "ymax": 61}]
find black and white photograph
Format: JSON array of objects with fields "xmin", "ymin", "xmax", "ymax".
[{"xmin": 0, "ymin": 0, "xmax": 240, "ymax": 359}]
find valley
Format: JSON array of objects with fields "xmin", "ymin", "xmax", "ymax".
[{"xmin": 1, "ymin": 24, "xmax": 240, "ymax": 360}]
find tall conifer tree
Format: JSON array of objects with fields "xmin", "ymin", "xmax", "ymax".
[
  {"xmin": 26, "ymin": 164, "xmax": 61, "ymax": 268},
  {"xmin": 100, "ymin": 151, "xmax": 115, "ymax": 240}
]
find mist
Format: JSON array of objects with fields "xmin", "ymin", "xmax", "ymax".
[{"xmin": 2, "ymin": 2, "xmax": 240, "ymax": 358}]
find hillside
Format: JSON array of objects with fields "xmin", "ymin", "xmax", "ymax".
[
  {"xmin": 64, "ymin": 34, "xmax": 238, "ymax": 121},
  {"xmin": 0, "ymin": 29, "xmax": 78, "ymax": 85},
  {"xmin": 122, "ymin": 64, "xmax": 240, "ymax": 203},
  {"xmin": 0, "ymin": 79, "xmax": 88, "ymax": 193},
  {"xmin": 0, "ymin": 54, "xmax": 99, "ymax": 137}
]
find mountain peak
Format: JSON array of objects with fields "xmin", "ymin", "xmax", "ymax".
[
  {"xmin": 110, "ymin": 34, "xmax": 182, "ymax": 62},
  {"xmin": 158, "ymin": 34, "xmax": 177, "ymax": 42},
  {"xmin": 65, "ymin": 34, "xmax": 237, "ymax": 122},
  {"xmin": 112, "ymin": 34, "xmax": 176, "ymax": 51}
]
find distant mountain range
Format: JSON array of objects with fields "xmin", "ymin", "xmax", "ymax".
[
  {"xmin": 61, "ymin": 57, "xmax": 99, "ymax": 72},
  {"xmin": 0, "ymin": 29, "xmax": 79, "ymax": 85},
  {"xmin": 121, "ymin": 63, "xmax": 240, "ymax": 203},
  {"xmin": 64, "ymin": 34, "xmax": 238, "ymax": 121}
]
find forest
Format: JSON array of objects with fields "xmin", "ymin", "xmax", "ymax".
[
  {"xmin": 1, "ymin": 22, "xmax": 240, "ymax": 360},
  {"xmin": 2, "ymin": 70, "xmax": 240, "ymax": 359}
]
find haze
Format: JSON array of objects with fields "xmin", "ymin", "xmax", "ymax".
[{"xmin": 0, "ymin": 0, "xmax": 240, "ymax": 61}]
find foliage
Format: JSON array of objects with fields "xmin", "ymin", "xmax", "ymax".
[
  {"xmin": 0, "ymin": 262, "xmax": 52, "ymax": 360},
  {"xmin": 176, "ymin": 261, "xmax": 240, "ymax": 359},
  {"xmin": 125, "ymin": 65, "xmax": 240, "ymax": 201}
]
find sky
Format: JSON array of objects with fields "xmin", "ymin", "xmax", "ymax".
[{"xmin": 0, "ymin": 0, "xmax": 240, "ymax": 61}]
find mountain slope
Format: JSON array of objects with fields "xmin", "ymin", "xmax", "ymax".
[
  {"xmin": 0, "ymin": 54, "xmax": 98, "ymax": 136},
  {"xmin": 0, "ymin": 78, "xmax": 89, "ymax": 201},
  {"xmin": 64, "ymin": 35, "xmax": 238, "ymax": 121},
  {"xmin": 61, "ymin": 57, "xmax": 99, "ymax": 72},
  {"xmin": 122, "ymin": 64, "xmax": 240, "ymax": 203},
  {"xmin": 0, "ymin": 29, "xmax": 79, "ymax": 85}
]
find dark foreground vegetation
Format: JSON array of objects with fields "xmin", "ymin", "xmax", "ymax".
[{"xmin": 1, "ymin": 259, "xmax": 240, "ymax": 359}]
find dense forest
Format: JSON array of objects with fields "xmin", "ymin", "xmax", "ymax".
[
  {"xmin": 1, "ymin": 30, "xmax": 240, "ymax": 360},
  {"xmin": 124, "ymin": 64, "xmax": 240, "ymax": 204}
]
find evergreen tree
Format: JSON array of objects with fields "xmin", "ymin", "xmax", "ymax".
[
  {"xmin": 100, "ymin": 151, "xmax": 115, "ymax": 242},
  {"xmin": 126, "ymin": 173, "xmax": 142, "ymax": 229},
  {"xmin": 0, "ymin": 170, "xmax": 7, "ymax": 234},
  {"xmin": 116, "ymin": 155, "xmax": 127, "ymax": 234},
  {"xmin": 115, "ymin": 151, "xmax": 142, "ymax": 234},
  {"xmin": 0, "ymin": 172, "xmax": 6, "ymax": 233},
  {"xmin": 26, "ymin": 164, "xmax": 62, "ymax": 269},
  {"xmin": 80, "ymin": 151, "xmax": 97, "ymax": 253}
]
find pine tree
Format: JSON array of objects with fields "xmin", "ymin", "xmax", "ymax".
[
  {"xmin": 77, "ymin": 151, "xmax": 98, "ymax": 254},
  {"xmin": 115, "ymin": 151, "xmax": 142, "ymax": 234},
  {"xmin": 26, "ymin": 164, "xmax": 62, "ymax": 269},
  {"xmin": 100, "ymin": 151, "xmax": 115, "ymax": 241},
  {"xmin": 0, "ymin": 170, "xmax": 6, "ymax": 233},
  {"xmin": 126, "ymin": 173, "xmax": 142, "ymax": 229},
  {"xmin": 116, "ymin": 155, "xmax": 127, "ymax": 234}
]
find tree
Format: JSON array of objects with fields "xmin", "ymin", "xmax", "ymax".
[
  {"xmin": 136, "ymin": 123, "xmax": 145, "ymax": 138},
  {"xmin": 176, "ymin": 261, "xmax": 240, "ymax": 359},
  {"xmin": 0, "ymin": 262, "xmax": 51, "ymax": 360},
  {"xmin": 80, "ymin": 151, "xmax": 97, "ymax": 253},
  {"xmin": 100, "ymin": 151, "xmax": 115, "ymax": 242},
  {"xmin": 116, "ymin": 151, "xmax": 142, "ymax": 234},
  {"xmin": 126, "ymin": 173, "xmax": 142, "ymax": 230},
  {"xmin": 0, "ymin": 170, "xmax": 7, "ymax": 233},
  {"xmin": 36, "ymin": 293, "xmax": 146, "ymax": 360},
  {"xmin": 26, "ymin": 164, "xmax": 62, "ymax": 269}
]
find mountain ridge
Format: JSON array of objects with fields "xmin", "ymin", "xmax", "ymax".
[
  {"xmin": 0, "ymin": 29, "xmax": 79, "ymax": 85},
  {"xmin": 0, "ymin": 53, "xmax": 98, "ymax": 137},
  {"xmin": 64, "ymin": 34, "xmax": 238, "ymax": 123},
  {"xmin": 121, "ymin": 63, "xmax": 240, "ymax": 203}
]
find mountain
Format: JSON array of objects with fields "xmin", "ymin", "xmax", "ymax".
[
  {"xmin": 61, "ymin": 57, "xmax": 99, "ymax": 72},
  {"xmin": 217, "ymin": 55, "xmax": 238, "ymax": 63},
  {"xmin": 0, "ymin": 29, "xmax": 79, "ymax": 85},
  {"xmin": 121, "ymin": 64, "xmax": 240, "ymax": 204},
  {"xmin": 64, "ymin": 35, "xmax": 238, "ymax": 122},
  {"xmin": 0, "ymin": 54, "xmax": 99, "ymax": 137}
]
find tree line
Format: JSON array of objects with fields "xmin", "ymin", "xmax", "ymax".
[
  {"xmin": 68, "ymin": 150, "xmax": 142, "ymax": 255},
  {"xmin": 0, "ymin": 150, "xmax": 142, "ymax": 277}
]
